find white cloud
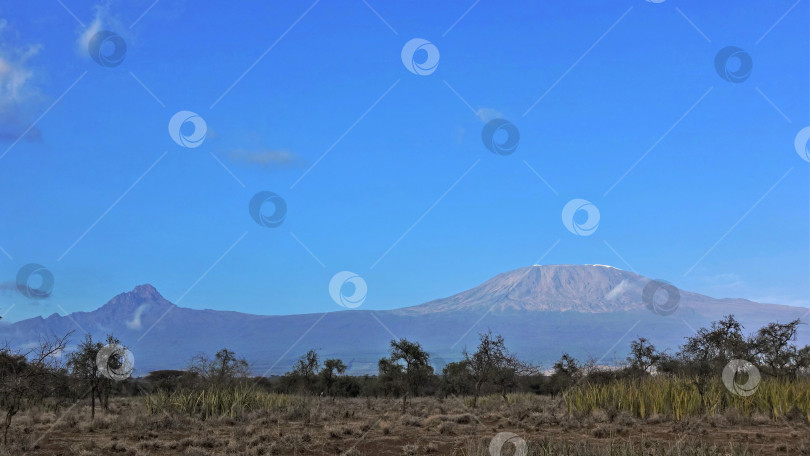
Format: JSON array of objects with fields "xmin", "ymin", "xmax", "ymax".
[
  {"xmin": 476, "ymin": 107, "xmax": 503, "ymax": 122},
  {"xmin": 605, "ymin": 279, "xmax": 636, "ymax": 300},
  {"xmin": 77, "ymin": 2, "xmax": 130, "ymax": 57},
  {"xmin": 126, "ymin": 303, "xmax": 149, "ymax": 330},
  {"xmin": 78, "ymin": 15, "xmax": 103, "ymax": 55},
  {"xmin": 0, "ymin": 22, "xmax": 44, "ymax": 142}
]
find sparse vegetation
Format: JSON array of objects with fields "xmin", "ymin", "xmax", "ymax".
[
  {"xmin": 2, "ymin": 316, "xmax": 810, "ymax": 454},
  {"xmin": 0, "ymin": 333, "xmax": 69, "ymax": 444}
]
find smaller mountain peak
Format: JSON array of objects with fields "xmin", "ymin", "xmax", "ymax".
[
  {"xmin": 132, "ymin": 284, "xmax": 160, "ymax": 298},
  {"xmin": 98, "ymin": 284, "xmax": 173, "ymax": 315}
]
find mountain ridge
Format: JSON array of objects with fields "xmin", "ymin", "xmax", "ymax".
[
  {"xmin": 1, "ymin": 264, "xmax": 807, "ymax": 375},
  {"xmin": 57, "ymin": 264, "xmax": 803, "ymax": 318}
]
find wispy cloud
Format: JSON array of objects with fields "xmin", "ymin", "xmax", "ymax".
[
  {"xmin": 126, "ymin": 303, "xmax": 149, "ymax": 330},
  {"xmin": 229, "ymin": 148, "xmax": 305, "ymax": 170},
  {"xmin": 0, "ymin": 281, "xmax": 45, "ymax": 306},
  {"xmin": 605, "ymin": 279, "xmax": 635, "ymax": 300},
  {"xmin": 77, "ymin": 1, "xmax": 130, "ymax": 57},
  {"xmin": 475, "ymin": 107, "xmax": 503, "ymax": 122},
  {"xmin": 0, "ymin": 21, "xmax": 44, "ymax": 143}
]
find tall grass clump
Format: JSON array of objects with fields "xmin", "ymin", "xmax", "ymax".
[
  {"xmin": 144, "ymin": 386, "xmax": 310, "ymax": 419},
  {"xmin": 565, "ymin": 376, "xmax": 810, "ymax": 421}
]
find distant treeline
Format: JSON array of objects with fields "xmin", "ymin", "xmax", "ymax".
[
  {"xmin": 140, "ymin": 314, "xmax": 810, "ymax": 409},
  {"xmin": 2, "ymin": 314, "xmax": 809, "ymax": 432}
]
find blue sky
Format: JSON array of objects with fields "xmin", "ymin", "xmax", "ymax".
[{"xmin": 0, "ymin": 0, "xmax": 808, "ymax": 322}]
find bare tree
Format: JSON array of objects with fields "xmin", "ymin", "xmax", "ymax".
[
  {"xmin": 0, "ymin": 332, "xmax": 71, "ymax": 444},
  {"xmin": 550, "ymin": 353, "xmax": 581, "ymax": 391},
  {"xmin": 492, "ymin": 351, "xmax": 535, "ymax": 400},
  {"xmin": 188, "ymin": 348, "xmax": 249, "ymax": 387},
  {"xmin": 464, "ymin": 331, "xmax": 532, "ymax": 406},
  {"xmin": 465, "ymin": 331, "xmax": 500, "ymax": 407}
]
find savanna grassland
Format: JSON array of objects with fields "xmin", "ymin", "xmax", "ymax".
[
  {"xmin": 5, "ymin": 389, "xmax": 810, "ymax": 456},
  {"xmin": 4, "ymin": 315, "xmax": 810, "ymax": 455}
]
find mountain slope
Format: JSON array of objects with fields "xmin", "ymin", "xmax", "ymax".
[
  {"xmin": 1, "ymin": 265, "xmax": 807, "ymax": 375},
  {"xmin": 398, "ymin": 265, "xmax": 804, "ymax": 320},
  {"xmin": 398, "ymin": 264, "xmax": 648, "ymax": 314}
]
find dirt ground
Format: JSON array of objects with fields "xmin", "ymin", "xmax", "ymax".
[{"xmin": 5, "ymin": 396, "xmax": 810, "ymax": 455}]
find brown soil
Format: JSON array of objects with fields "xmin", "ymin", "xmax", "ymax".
[{"xmin": 5, "ymin": 397, "xmax": 809, "ymax": 455}]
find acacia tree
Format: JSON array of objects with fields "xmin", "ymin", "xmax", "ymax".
[
  {"xmin": 440, "ymin": 360, "xmax": 474, "ymax": 396},
  {"xmin": 492, "ymin": 352, "xmax": 535, "ymax": 400},
  {"xmin": 465, "ymin": 331, "xmax": 502, "ymax": 407},
  {"xmin": 550, "ymin": 353, "xmax": 581, "ymax": 392},
  {"xmin": 96, "ymin": 335, "xmax": 129, "ymax": 410},
  {"xmin": 67, "ymin": 334, "xmax": 131, "ymax": 419},
  {"xmin": 796, "ymin": 345, "xmax": 810, "ymax": 376},
  {"xmin": 377, "ymin": 357, "xmax": 404, "ymax": 397},
  {"xmin": 68, "ymin": 334, "xmax": 109, "ymax": 420},
  {"xmin": 680, "ymin": 315, "xmax": 749, "ymax": 365},
  {"xmin": 750, "ymin": 319, "xmax": 802, "ymax": 377},
  {"xmin": 384, "ymin": 338, "xmax": 431, "ymax": 413},
  {"xmin": 290, "ymin": 349, "xmax": 320, "ymax": 393},
  {"xmin": 627, "ymin": 337, "xmax": 661, "ymax": 374},
  {"xmin": 319, "ymin": 358, "xmax": 346, "ymax": 396},
  {"xmin": 675, "ymin": 315, "xmax": 749, "ymax": 409},
  {"xmin": 0, "ymin": 333, "xmax": 70, "ymax": 443}
]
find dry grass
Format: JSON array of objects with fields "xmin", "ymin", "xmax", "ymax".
[
  {"xmin": 0, "ymin": 393, "xmax": 807, "ymax": 455},
  {"xmin": 144, "ymin": 386, "xmax": 310, "ymax": 419},
  {"xmin": 566, "ymin": 376, "xmax": 810, "ymax": 421}
]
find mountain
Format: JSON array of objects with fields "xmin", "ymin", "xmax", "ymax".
[
  {"xmin": 1, "ymin": 265, "xmax": 807, "ymax": 376},
  {"xmin": 398, "ymin": 265, "xmax": 802, "ymax": 320}
]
